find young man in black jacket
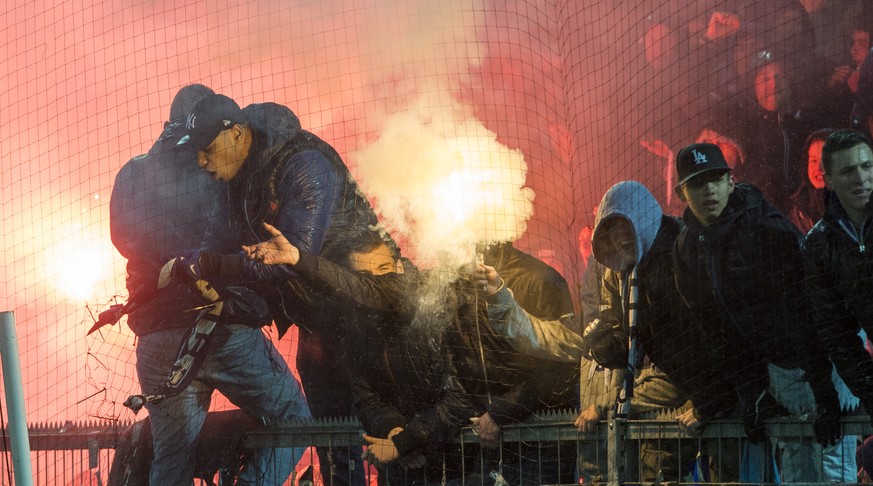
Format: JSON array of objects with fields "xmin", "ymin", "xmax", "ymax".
[
  {"xmin": 804, "ymin": 129, "xmax": 873, "ymax": 419},
  {"xmin": 672, "ymin": 142, "xmax": 847, "ymax": 482},
  {"xmin": 215, "ymin": 223, "xmax": 577, "ymax": 485}
]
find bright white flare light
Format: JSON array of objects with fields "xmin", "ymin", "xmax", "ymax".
[
  {"xmin": 50, "ymin": 240, "xmax": 110, "ymax": 301},
  {"xmin": 433, "ymin": 169, "xmax": 489, "ymax": 224}
]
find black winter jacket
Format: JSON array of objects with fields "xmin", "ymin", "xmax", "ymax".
[
  {"xmin": 673, "ymin": 184, "xmax": 838, "ymax": 410},
  {"xmin": 598, "ymin": 216, "xmax": 739, "ymax": 421},
  {"xmin": 803, "ymin": 191, "xmax": 873, "ymax": 406}
]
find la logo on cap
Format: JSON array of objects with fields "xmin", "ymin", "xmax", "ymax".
[{"xmin": 692, "ymin": 149, "xmax": 708, "ymax": 165}]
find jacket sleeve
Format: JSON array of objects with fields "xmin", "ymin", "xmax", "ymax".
[
  {"xmin": 486, "ymin": 359, "xmax": 577, "ymax": 427},
  {"xmin": 804, "ymin": 232, "xmax": 873, "ymax": 405},
  {"xmin": 218, "ymin": 150, "xmax": 345, "ymax": 283},
  {"xmin": 275, "ymin": 150, "xmax": 343, "ymax": 254},
  {"xmin": 351, "ymin": 368, "xmax": 408, "ymax": 440},
  {"xmin": 391, "ymin": 357, "xmax": 477, "ymax": 454},
  {"xmin": 200, "ymin": 186, "xmax": 240, "ymax": 254},
  {"xmin": 762, "ymin": 222, "xmax": 840, "ymax": 409},
  {"xmin": 579, "ymin": 257, "xmax": 603, "ymax": 325},
  {"xmin": 221, "ymin": 251, "xmax": 414, "ymax": 319},
  {"xmin": 485, "ymin": 286, "xmax": 583, "ymax": 362},
  {"xmin": 579, "ymin": 357, "xmax": 622, "ymax": 420},
  {"xmin": 591, "ymin": 269, "xmax": 630, "ymax": 369}
]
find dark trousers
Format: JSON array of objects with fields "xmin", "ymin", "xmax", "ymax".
[{"xmin": 298, "ymin": 332, "xmax": 366, "ymax": 486}]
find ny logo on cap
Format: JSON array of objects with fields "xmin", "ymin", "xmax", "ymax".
[
  {"xmin": 692, "ymin": 149, "xmax": 708, "ymax": 165},
  {"xmin": 186, "ymin": 113, "xmax": 197, "ymax": 130},
  {"xmin": 222, "ymin": 120, "xmax": 232, "ymax": 127}
]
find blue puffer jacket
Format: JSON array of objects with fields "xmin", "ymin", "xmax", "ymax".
[
  {"xmin": 202, "ymin": 102, "xmax": 393, "ymax": 335},
  {"xmin": 110, "ymin": 122, "xmax": 223, "ymax": 336}
]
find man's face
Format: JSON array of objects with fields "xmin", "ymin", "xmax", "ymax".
[
  {"xmin": 807, "ymin": 140, "xmax": 826, "ymax": 189},
  {"xmin": 825, "ymin": 143, "xmax": 873, "ymax": 217},
  {"xmin": 755, "ymin": 62, "xmax": 790, "ymax": 112},
  {"xmin": 852, "ymin": 30, "xmax": 871, "ymax": 67},
  {"xmin": 349, "ymin": 243, "xmax": 400, "ymax": 276},
  {"xmin": 679, "ymin": 170, "xmax": 735, "ymax": 226},
  {"xmin": 197, "ymin": 127, "xmax": 248, "ymax": 181},
  {"xmin": 597, "ymin": 218, "xmax": 636, "ymax": 270}
]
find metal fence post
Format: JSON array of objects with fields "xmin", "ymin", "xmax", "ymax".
[
  {"xmin": 0, "ymin": 311, "xmax": 34, "ymax": 485},
  {"xmin": 607, "ymin": 413, "xmax": 625, "ymax": 486}
]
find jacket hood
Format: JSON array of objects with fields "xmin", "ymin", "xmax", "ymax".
[
  {"xmin": 237, "ymin": 102, "xmax": 302, "ymax": 176},
  {"xmin": 592, "ymin": 181, "xmax": 663, "ymax": 272}
]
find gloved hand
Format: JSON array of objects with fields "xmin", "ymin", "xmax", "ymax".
[
  {"xmin": 813, "ymin": 403, "xmax": 843, "ymax": 447},
  {"xmin": 165, "ymin": 250, "xmax": 222, "ymax": 284},
  {"xmin": 175, "ymin": 250, "xmax": 204, "ymax": 281},
  {"xmin": 579, "ymin": 318, "xmax": 612, "ymax": 358},
  {"xmin": 742, "ymin": 390, "xmax": 789, "ymax": 444}
]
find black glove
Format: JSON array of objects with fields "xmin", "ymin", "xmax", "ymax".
[
  {"xmin": 743, "ymin": 390, "xmax": 789, "ymax": 444},
  {"xmin": 579, "ymin": 318, "xmax": 612, "ymax": 358},
  {"xmin": 813, "ymin": 403, "xmax": 843, "ymax": 447}
]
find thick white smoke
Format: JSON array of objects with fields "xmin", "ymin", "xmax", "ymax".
[{"xmin": 353, "ymin": 90, "xmax": 535, "ymax": 269}]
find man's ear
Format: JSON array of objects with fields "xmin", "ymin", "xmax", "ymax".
[
  {"xmin": 824, "ymin": 171, "xmax": 833, "ymax": 190},
  {"xmin": 674, "ymin": 186, "xmax": 687, "ymax": 202},
  {"xmin": 727, "ymin": 175, "xmax": 736, "ymax": 193},
  {"xmin": 231, "ymin": 124, "xmax": 245, "ymax": 141}
]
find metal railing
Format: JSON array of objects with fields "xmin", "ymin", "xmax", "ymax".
[{"xmin": 1, "ymin": 413, "xmax": 870, "ymax": 485}]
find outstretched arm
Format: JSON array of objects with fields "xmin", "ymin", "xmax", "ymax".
[{"xmin": 484, "ymin": 287, "xmax": 582, "ymax": 362}]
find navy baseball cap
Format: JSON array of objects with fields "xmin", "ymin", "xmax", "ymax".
[
  {"xmin": 176, "ymin": 94, "xmax": 246, "ymax": 152},
  {"xmin": 674, "ymin": 142, "xmax": 731, "ymax": 188}
]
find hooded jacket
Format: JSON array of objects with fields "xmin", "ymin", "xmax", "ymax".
[
  {"xmin": 483, "ymin": 182, "xmax": 738, "ymax": 420},
  {"xmin": 674, "ymin": 183, "xmax": 838, "ymax": 411},
  {"xmin": 803, "ymin": 190, "xmax": 873, "ymax": 406},
  {"xmin": 201, "ymin": 102, "xmax": 392, "ymax": 334},
  {"xmin": 593, "ymin": 181, "xmax": 737, "ymax": 421},
  {"xmin": 110, "ymin": 122, "xmax": 222, "ymax": 336}
]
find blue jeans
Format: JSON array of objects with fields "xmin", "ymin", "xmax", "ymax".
[
  {"xmin": 136, "ymin": 325, "xmax": 311, "ymax": 486},
  {"xmin": 768, "ymin": 363, "xmax": 858, "ymax": 483}
]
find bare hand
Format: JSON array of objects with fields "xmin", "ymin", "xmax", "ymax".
[
  {"xmin": 828, "ymin": 65, "xmax": 852, "ymax": 88},
  {"xmin": 241, "ymin": 223, "xmax": 300, "ymax": 265},
  {"xmin": 362, "ymin": 433, "xmax": 400, "ymax": 464},
  {"xmin": 471, "ymin": 413, "xmax": 502, "ymax": 449},
  {"xmin": 677, "ymin": 408, "xmax": 703, "ymax": 436},
  {"xmin": 471, "ymin": 263, "xmax": 501, "ymax": 294},
  {"xmin": 575, "ymin": 405, "xmax": 601, "ymax": 433},
  {"xmin": 849, "ymin": 69, "xmax": 861, "ymax": 93}
]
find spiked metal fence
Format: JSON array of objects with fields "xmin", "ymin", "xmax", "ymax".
[{"xmin": 3, "ymin": 413, "xmax": 872, "ymax": 485}]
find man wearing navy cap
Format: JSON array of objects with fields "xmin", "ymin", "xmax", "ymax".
[
  {"xmin": 144, "ymin": 93, "xmax": 394, "ymax": 485},
  {"xmin": 672, "ymin": 143, "xmax": 849, "ymax": 482}
]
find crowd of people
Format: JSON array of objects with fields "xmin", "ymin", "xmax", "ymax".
[{"xmin": 105, "ymin": 4, "xmax": 873, "ymax": 485}]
